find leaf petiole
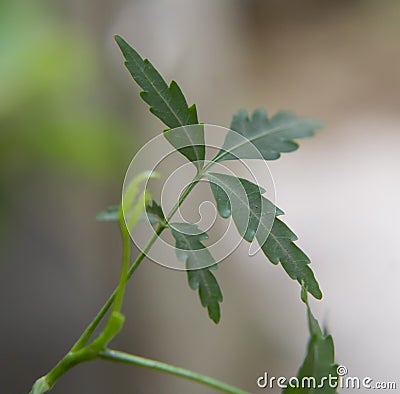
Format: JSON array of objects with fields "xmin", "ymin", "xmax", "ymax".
[{"xmin": 99, "ymin": 348, "xmax": 250, "ymax": 394}]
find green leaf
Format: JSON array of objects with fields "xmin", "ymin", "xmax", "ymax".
[
  {"xmin": 216, "ymin": 109, "xmax": 321, "ymax": 162},
  {"xmin": 187, "ymin": 268, "xmax": 222, "ymax": 324},
  {"xmin": 163, "ymin": 124, "xmax": 205, "ymax": 169},
  {"xmin": 170, "ymin": 223, "xmax": 223, "ymax": 323},
  {"xmin": 96, "ymin": 205, "xmax": 119, "ymax": 222},
  {"xmin": 207, "ymin": 172, "xmax": 321, "ymax": 299},
  {"xmin": 98, "ymin": 171, "xmax": 158, "ymax": 229},
  {"xmin": 146, "ymin": 200, "xmax": 166, "ymax": 226},
  {"xmin": 122, "ymin": 171, "xmax": 159, "ymax": 230},
  {"xmin": 207, "ymin": 172, "xmax": 265, "ymax": 242},
  {"xmin": 283, "ymin": 291, "xmax": 337, "ymax": 393},
  {"xmin": 115, "ymin": 36, "xmax": 204, "ymax": 169},
  {"xmin": 260, "ymin": 219, "xmax": 322, "ymax": 299},
  {"xmin": 125, "ymin": 191, "xmax": 152, "ymax": 231}
]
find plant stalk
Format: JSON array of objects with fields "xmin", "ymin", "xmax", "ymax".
[
  {"xmin": 99, "ymin": 348, "xmax": 250, "ymax": 394},
  {"xmin": 30, "ymin": 166, "xmax": 220, "ymax": 393}
]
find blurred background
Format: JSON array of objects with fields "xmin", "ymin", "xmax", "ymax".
[{"xmin": 1, "ymin": 0, "xmax": 400, "ymax": 393}]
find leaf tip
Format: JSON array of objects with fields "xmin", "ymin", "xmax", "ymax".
[
  {"xmin": 314, "ymin": 288, "xmax": 323, "ymax": 300},
  {"xmin": 208, "ymin": 305, "xmax": 221, "ymax": 324},
  {"xmin": 252, "ymin": 108, "xmax": 268, "ymax": 118},
  {"xmin": 212, "ymin": 315, "xmax": 220, "ymax": 324},
  {"xmin": 114, "ymin": 34, "xmax": 125, "ymax": 47},
  {"xmin": 301, "ymin": 279, "xmax": 323, "ymax": 301}
]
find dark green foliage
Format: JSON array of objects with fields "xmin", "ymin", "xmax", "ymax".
[
  {"xmin": 260, "ymin": 219, "xmax": 322, "ymax": 299},
  {"xmin": 29, "ymin": 36, "xmax": 337, "ymax": 394},
  {"xmin": 207, "ymin": 172, "xmax": 264, "ymax": 242},
  {"xmin": 146, "ymin": 200, "xmax": 166, "ymax": 226},
  {"xmin": 116, "ymin": 36, "xmax": 323, "ymax": 314},
  {"xmin": 164, "ymin": 124, "xmax": 205, "ymax": 170},
  {"xmin": 207, "ymin": 172, "xmax": 321, "ymax": 299},
  {"xmin": 216, "ymin": 109, "xmax": 321, "ymax": 162},
  {"xmin": 115, "ymin": 36, "xmax": 204, "ymax": 169},
  {"xmin": 115, "ymin": 36, "xmax": 198, "ymax": 129},
  {"xmin": 187, "ymin": 268, "xmax": 223, "ymax": 324},
  {"xmin": 284, "ymin": 291, "xmax": 337, "ymax": 393},
  {"xmin": 170, "ymin": 223, "xmax": 223, "ymax": 323},
  {"xmin": 208, "ymin": 178, "xmax": 231, "ymax": 219}
]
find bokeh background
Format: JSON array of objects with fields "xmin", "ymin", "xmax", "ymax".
[{"xmin": 1, "ymin": 0, "xmax": 400, "ymax": 393}]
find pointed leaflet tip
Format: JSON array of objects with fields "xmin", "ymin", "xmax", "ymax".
[
  {"xmin": 283, "ymin": 303, "xmax": 337, "ymax": 393},
  {"xmin": 207, "ymin": 172, "xmax": 322, "ymax": 300},
  {"xmin": 114, "ymin": 35, "xmax": 128, "ymax": 53},
  {"xmin": 115, "ymin": 36, "xmax": 204, "ymax": 167},
  {"xmin": 170, "ymin": 223, "xmax": 223, "ymax": 324}
]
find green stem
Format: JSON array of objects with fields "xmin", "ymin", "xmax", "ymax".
[
  {"xmin": 71, "ymin": 224, "xmax": 164, "ymax": 352},
  {"xmin": 86, "ymin": 209, "xmax": 131, "ymax": 349},
  {"xmin": 30, "ymin": 163, "xmax": 220, "ymax": 394},
  {"xmin": 74, "ymin": 167, "xmax": 211, "ymax": 351},
  {"xmin": 33, "ymin": 347, "xmax": 97, "ymax": 393},
  {"xmin": 166, "ymin": 177, "xmax": 201, "ymax": 220},
  {"xmin": 99, "ymin": 348, "xmax": 250, "ymax": 394},
  {"xmin": 31, "ymin": 209, "xmax": 135, "ymax": 394},
  {"xmin": 112, "ymin": 209, "xmax": 131, "ymax": 313}
]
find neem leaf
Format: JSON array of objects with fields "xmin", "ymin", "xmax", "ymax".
[
  {"xmin": 187, "ymin": 268, "xmax": 222, "ymax": 324},
  {"xmin": 146, "ymin": 200, "xmax": 166, "ymax": 226},
  {"xmin": 207, "ymin": 172, "xmax": 321, "ymax": 299},
  {"xmin": 164, "ymin": 124, "xmax": 205, "ymax": 170},
  {"xmin": 122, "ymin": 171, "xmax": 159, "ymax": 230},
  {"xmin": 260, "ymin": 218, "xmax": 322, "ymax": 300},
  {"xmin": 170, "ymin": 223, "xmax": 223, "ymax": 323},
  {"xmin": 207, "ymin": 172, "xmax": 264, "ymax": 242},
  {"xmin": 97, "ymin": 171, "xmax": 158, "ymax": 229},
  {"xmin": 283, "ymin": 291, "xmax": 337, "ymax": 393},
  {"xmin": 216, "ymin": 109, "xmax": 321, "ymax": 162},
  {"xmin": 115, "ymin": 36, "xmax": 204, "ymax": 169},
  {"xmin": 96, "ymin": 205, "xmax": 119, "ymax": 222}
]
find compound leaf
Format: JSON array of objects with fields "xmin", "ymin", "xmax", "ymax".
[
  {"xmin": 188, "ymin": 268, "xmax": 222, "ymax": 324},
  {"xmin": 97, "ymin": 171, "xmax": 158, "ymax": 229},
  {"xmin": 170, "ymin": 223, "xmax": 223, "ymax": 323},
  {"xmin": 146, "ymin": 200, "xmax": 166, "ymax": 226},
  {"xmin": 260, "ymin": 218, "xmax": 322, "ymax": 299},
  {"xmin": 284, "ymin": 291, "xmax": 337, "ymax": 393},
  {"xmin": 216, "ymin": 109, "xmax": 321, "ymax": 162},
  {"xmin": 207, "ymin": 172, "xmax": 265, "ymax": 242},
  {"xmin": 122, "ymin": 171, "xmax": 159, "ymax": 230},
  {"xmin": 115, "ymin": 36, "xmax": 204, "ymax": 169},
  {"xmin": 164, "ymin": 124, "xmax": 205, "ymax": 170},
  {"xmin": 207, "ymin": 172, "xmax": 321, "ymax": 299}
]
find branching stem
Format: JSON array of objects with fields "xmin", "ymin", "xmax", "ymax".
[{"xmin": 29, "ymin": 162, "xmax": 248, "ymax": 394}]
